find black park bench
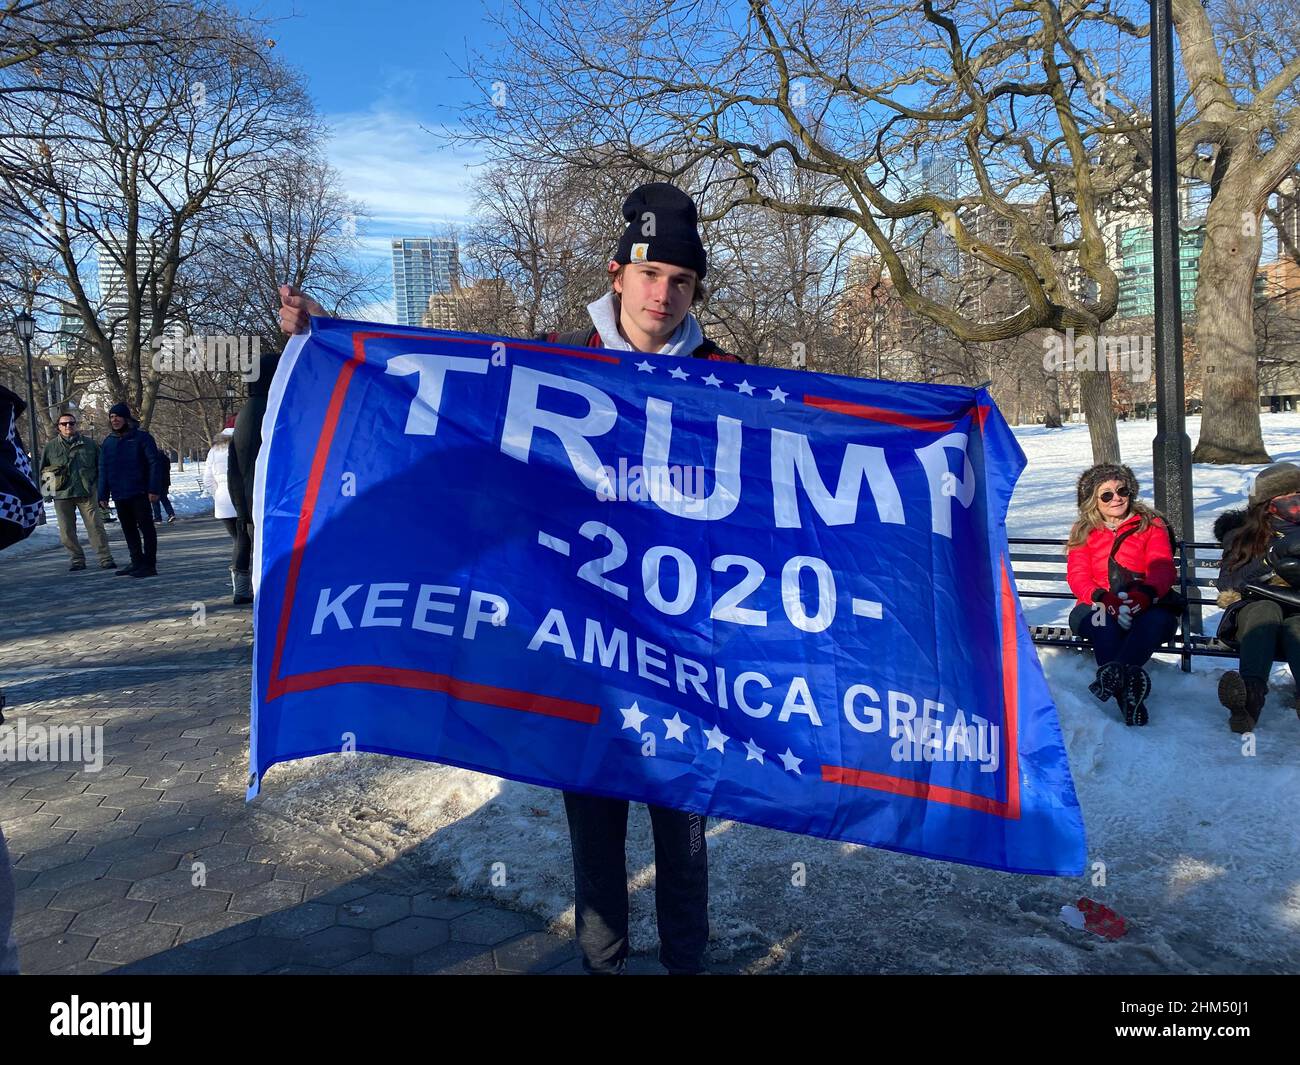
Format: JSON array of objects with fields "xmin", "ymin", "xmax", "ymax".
[{"xmin": 1009, "ymin": 537, "xmax": 1237, "ymax": 672}]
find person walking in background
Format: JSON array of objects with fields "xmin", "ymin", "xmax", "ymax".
[
  {"xmin": 1066, "ymin": 463, "xmax": 1181, "ymax": 726},
  {"xmin": 39, "ymin": 411, "xmax": 117, "ymax": 571},
  {"xmin": 227, "ymin": 350, "xmax": 279, "ymax": 608},
  {"xmin": 1213, "ymin": 462, "xmax": 1300, "ymax": 733},
  {"xmin": 203, "ymin": 425, "xmax": 251, "ymax": 605},
  {"xmin": 98, "ymin": 402, "xmax": 164, "ymax": 579},
  {"xmin": 150, "ymin": 453, "xmax": 176, "ymax": 524}
]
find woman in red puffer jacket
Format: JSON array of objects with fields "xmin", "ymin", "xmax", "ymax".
[{"xmin": 1066, "ymin": 463, "xmax": 1180, "ymax": 727}]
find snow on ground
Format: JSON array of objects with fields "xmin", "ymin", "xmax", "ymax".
[
  {"xmin": 12, "ymin": 415, "xmax": 1295, "ymax": 970},
  {"xmin": 2, "ymin": 461, "xmax": 218, "ymax": 560},
  {"xmin": 253, "ymin": 412, "xmax": 1300, "ymax": 973}
]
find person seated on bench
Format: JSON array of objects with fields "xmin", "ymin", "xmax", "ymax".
[
  {"xmin": 1213, "ymin": 461, "xmax": 1300, "ymax": 734},
  {"xmin": 1066, "ymin": 463, "xmax": 1180, "ymax": 726}
]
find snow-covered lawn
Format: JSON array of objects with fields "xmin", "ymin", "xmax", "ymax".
[
  {"xmin": 2, "ymin": 461, "xmax": 219, "ymax": 561},
  {"xmin": 254, "ymin": 412, "xmax": 1300, "ymax": 974}
]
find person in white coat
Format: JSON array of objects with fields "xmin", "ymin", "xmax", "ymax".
[{"xmin": 203, "ymin": 427, "xmax": 251, "ymax": 605}]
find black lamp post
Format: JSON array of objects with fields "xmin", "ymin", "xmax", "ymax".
[
  {"xmin": 1149, "ymin": 0, "xmax": 1198, "ymax": 635},
  {"xmin": 13, "ymin": 310, "xmax": 38, "ymax": 463},
  {"xmin": 1150, "ymin": 0, "xmax": 1193, "ymax": 542}
]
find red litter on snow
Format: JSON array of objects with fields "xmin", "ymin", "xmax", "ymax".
[{"xmin": 1075, "ymin": 897, "xmax": 1129, "ymax": 940}]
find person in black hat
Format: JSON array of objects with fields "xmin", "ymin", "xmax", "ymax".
[
  {"xmin": 1212, "ymin": 462, "xmax": 1300, "ymax": 732},
  {"xmin": 98, "ymin": 402, "xmax": 165, "ymax": 577},
  {"xmin": 276, "ymin": 181, "xmax": 727, "ymax": 974},
  {"xmin": 538, "ymin": 181, "xmax": 738, "ymax": 365},
  {"xmin": 1065, "ymin": 463, "xmax": 1180, "ymax": 725}
]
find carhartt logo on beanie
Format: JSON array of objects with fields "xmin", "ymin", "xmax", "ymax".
[{"xmin": 613, "ymin": 182, "xmax": 708, "ymax": 279}]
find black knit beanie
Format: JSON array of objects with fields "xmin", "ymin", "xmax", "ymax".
[
  {"xmin": 613, "ymin": 182, "xmax": 708, "ymax": 279},
  {"xmin": 1076, "ymin": 463, "xmax": 1140, "ymax": 509}
]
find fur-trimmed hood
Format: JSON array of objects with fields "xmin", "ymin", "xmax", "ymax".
[{"xmin": 1214, "ymin": 508, "xmax": 1248, "ymax": 545}]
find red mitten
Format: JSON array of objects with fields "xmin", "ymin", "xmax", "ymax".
[
  {"xmin": 1120, "ymin": 583, "xmax": 1156, "ymax": 617},
  {"xmin": 1092, "ymin": 589, "xmax": 1124, "ymax": 618}
]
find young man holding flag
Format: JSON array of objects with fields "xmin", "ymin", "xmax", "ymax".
[{"xmin": 279, "ymin": 181, "xmax": 736, "ymax": 975}]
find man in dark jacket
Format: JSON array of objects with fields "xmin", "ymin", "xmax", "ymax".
[
  {"xmin": 40, "ymin": 412, "xmax": 117, "ymax": 571},
  {"xmin": 277, "ymin": 181, "xmax": 731, "ymax": 975},
  {"xmin": 98, "ymin": 402, "xmax": 164, "ymax": 578}
]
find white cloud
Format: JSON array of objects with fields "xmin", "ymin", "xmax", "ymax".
[
  {"xmin": 347, "ymin": 297, "xmax": 398, "ymax": 325},
  {"xmin": 325, "ymin": 109, "xmax": 483, "ymax": 236}
]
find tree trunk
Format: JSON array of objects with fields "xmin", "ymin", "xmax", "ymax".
[
  {"xmin": 1190, "ymin": 185, "xmax": 1271, "ymax": 463},
  {"xmin": 1078, "ymin": 361, "xmax": 1121, "ymax": 464},
  {"xmin": 1043, "ymin": 371, "xmax": 1063, "ymax": 428}
]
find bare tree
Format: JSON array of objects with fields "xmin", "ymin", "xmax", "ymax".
[
  {"xmin": 0, "ymin": 3, "xmax": 313, "ymax": 426},
  {"xmin": 457, "ymin": 0, "xmax": 1152, "ymax": 462},
  {"xmin": 1171, "ymin": 0, "xmax": 1300, "ymax": 462}
]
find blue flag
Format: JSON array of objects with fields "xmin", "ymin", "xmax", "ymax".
[{"xmin": 250, "ymin": 317, "xmax": 1086, "ymax": 875}]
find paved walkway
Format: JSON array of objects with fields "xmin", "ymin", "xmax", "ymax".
[{"xmin": 0, "ymin": 517, "xmax": 592, "ymax": 974}]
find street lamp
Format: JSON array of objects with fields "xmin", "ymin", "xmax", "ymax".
[
  {"xmin": 1150, "ymin": 0, "xmax": 1198, "ymax": 632},
  {"xmin": 12, "ymin": 311, "xmax": 38, "ymax": 463}
]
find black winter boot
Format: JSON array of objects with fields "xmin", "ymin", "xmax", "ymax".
[
  {"xmin": 1089, "ymin": 662, "xmax": 1123, "ymax": 703},
  {"xmin": 232, "ymin": 569, "xmax": 253, "ymax": 606},
  {"xmin": 1218, "ymin": 671, "xmax": 1267, "ymax": 734},
  {"xmin": 1118, "ymin": 665, "xmax": 1151, "ymax": 727}
]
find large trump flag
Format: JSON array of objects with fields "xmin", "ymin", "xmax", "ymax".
[{"xmin": 250, "ymin": 317, "xmax": 1086, "ymax": 875}]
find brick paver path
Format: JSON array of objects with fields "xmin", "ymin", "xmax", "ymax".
[{"xmin": 0, "ymin": 516, "xmax": 595, "ymax": 974}]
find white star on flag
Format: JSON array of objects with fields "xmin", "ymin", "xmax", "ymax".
[
  {"xmin": 704, "ymin": 725, "xmax": 729, "ymax": 752},
  {"xmin": 669, "ymin": 366, "xmax": 690, "ymax": 380},
  {"xmin": 744, "ymin": 738, "xmax": 766, "ymax": 764},
  {"xmin": 620, "ymin": 701, "xmax": 648, "ymax": 732},
  {"xmin": 663, "ymin": 713, "xmax": 690, "ymax": 742},
  {"xmin": 735, "ymin": 379, "xmax": 755, "ymax": 395},
  {"xmin": 778, "ymin": 748, "xmax": 803, "ymax": 775},
  {"xmin": 768, "ymin": 385, "xmax": 788, "ymax": 403},
  {"xmin": 635, "ymin": 360, "xmax": 655, "ymax": 373},
  {"xmin": 702, "ymin": 373, "xmax": 722, "ymax": 387}
]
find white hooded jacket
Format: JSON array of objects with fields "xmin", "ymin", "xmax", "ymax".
[{"xmin": 202, "ymin": 428, "xmax": 236, "ymax": 520}]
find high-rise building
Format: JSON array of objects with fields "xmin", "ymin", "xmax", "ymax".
[
  {"xmin": 1278, "ymin": 188, "xmax": 1300, "ymax": 259},
  {"xmin": 1113, "ymin": 219, "xmax": 1205, "ymax": 319},
  {"xmin": 957, "ymin": 201, "xmax": 1053, "ymax": 321},
  {"xmin": 95, "ymin": 232, "xmax": 133, "ymax": 334},
  {"xmin": 56, "ymin": 304, "xmax": 84, "ymax": 358},
  {"xmin": 901, "ymin": 152, "xmax": 963, "ymax": 299},
  {"xmin": 392, "ymin": 237, "xmax": 459, "ymax": 327}
]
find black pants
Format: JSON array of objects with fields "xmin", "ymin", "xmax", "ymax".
[
  {"xmin": 1235, "ymin": 599, "xmax": 1300, "ymax": 681},
  {"xmin": 150, "ymin": 494, "xmax": 175, "ymax": 521},
  {"xmin": 115, "ymin": 494, "xmax": 157, "ymax": 568},
  {"xmin": 1069, "ymin": 601, "xmax": 1178, "ymax": 667},
  {"xmin": 562, "ymin": 792, "xmax": 709, "ymax": 974},
  {"xmin": 220, "ymin": 517, "xmax": 252, "ymax": 572}
]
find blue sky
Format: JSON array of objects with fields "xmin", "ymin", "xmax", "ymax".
[{"xmin": 245, "ymin": 1, "xmax": 508, "ymax": 318}]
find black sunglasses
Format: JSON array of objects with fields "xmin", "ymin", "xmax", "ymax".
[
  {"xmin": 58, "ymin": 420, "xmax": 76, "ymax": 426},
  {"xmin": 1099, "ymin": 487, "xmax": 1131, "ymax": 503}
]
